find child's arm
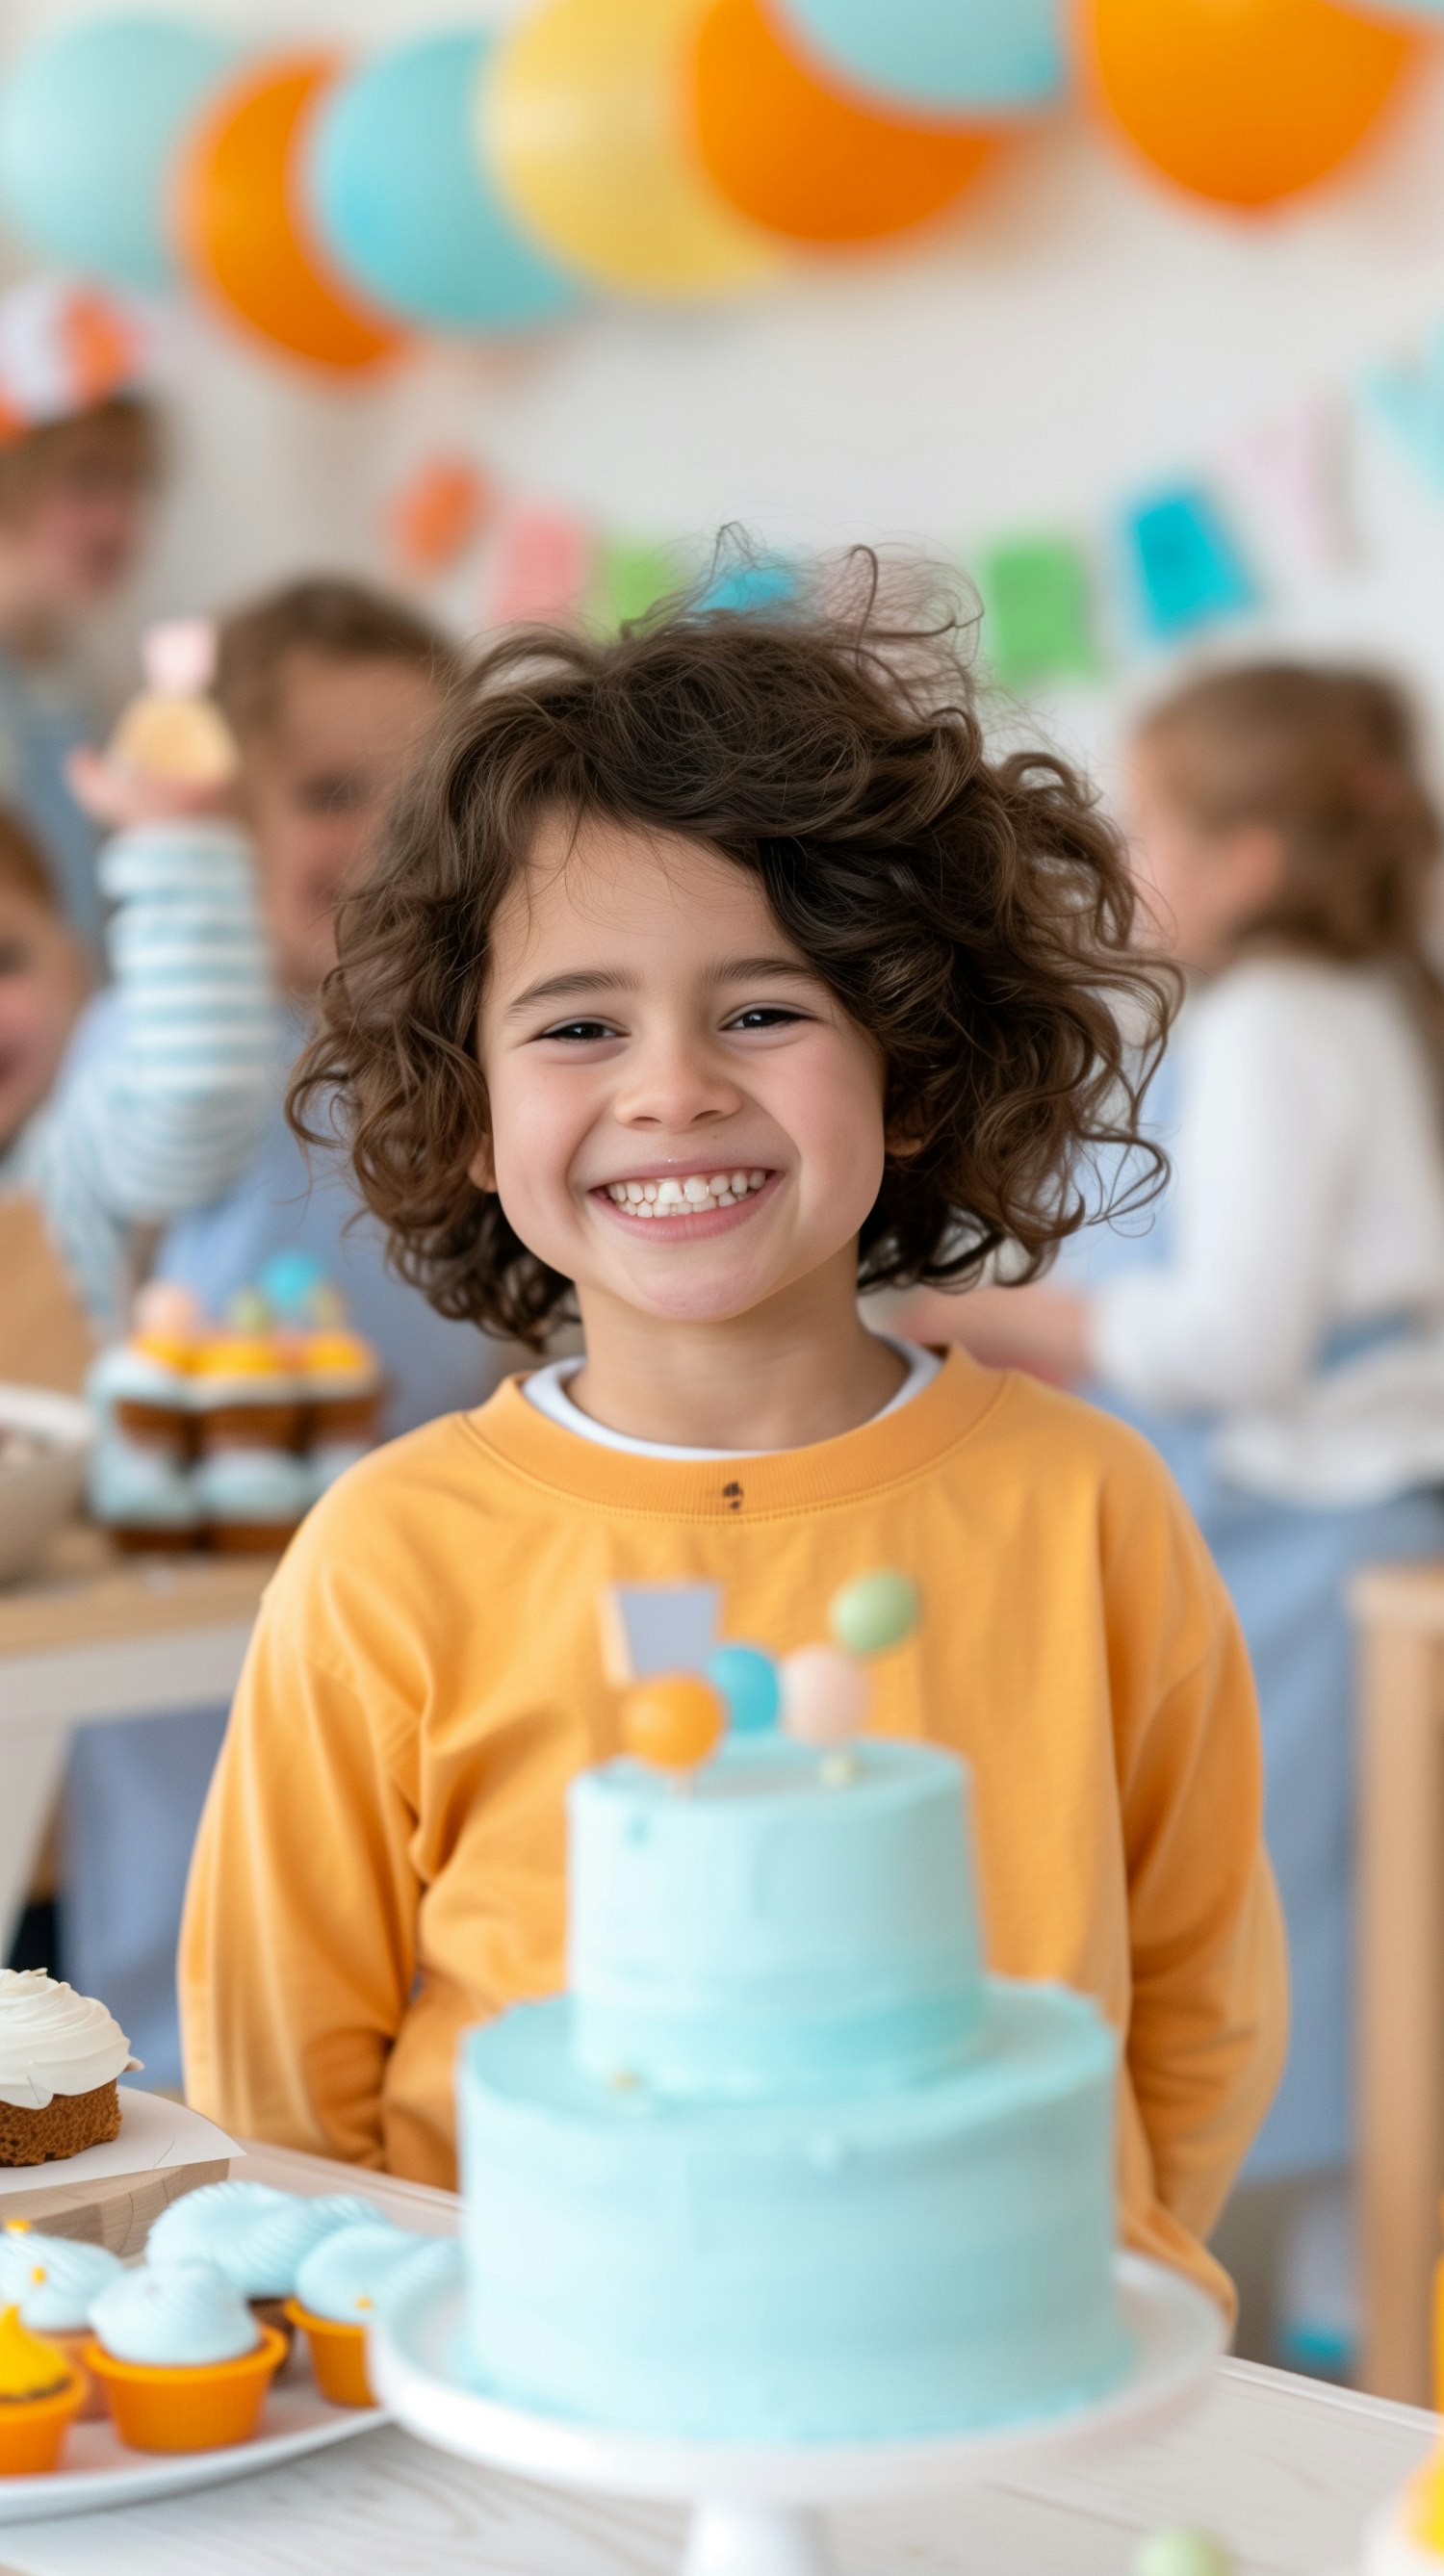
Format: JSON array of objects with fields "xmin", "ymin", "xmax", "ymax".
[
  {"xmin": 11, "ymin": 817, "xmax": 274, "ymax": 1329},
  {"xmin": 1110, "ymin": 1461, "xmax": 1289, "ymax": 2279},
  {"xmin": 178, "ymin": 1595, "xmax": 420, "ymax": 2168}
]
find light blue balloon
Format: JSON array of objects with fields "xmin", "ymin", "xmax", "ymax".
[
  {"xmin": 699, "ymin": 560, "xmax": 799, "ymax": 616},
  {"xmin": 707, "ymin": 1644, "xmax": 782, "ymax": 1737},
  {"xmin": 0, "ymin": 16, "xmax": 236, "ymax": 296},
  {"xmin": 775, "ymin": 0, "xmax": 1065, "ymax": 117},
  {"xmin": 307, "ymin": 33, "xmax": 580, "ymax": 336}
]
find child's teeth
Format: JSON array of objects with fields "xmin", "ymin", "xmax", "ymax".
[{"xmin": 606, "ymin": 1171, "xmax": 767, "ymax": 1216}]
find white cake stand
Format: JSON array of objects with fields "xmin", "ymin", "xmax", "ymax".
[{"xmin": 372, "ymin": 2251, "xmax": 1225, "ymax": 2576}]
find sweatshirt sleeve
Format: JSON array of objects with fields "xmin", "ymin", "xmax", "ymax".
[
  {"xmin": 1088, "ymin": 969, "xmax": 1359, "ymax": 1413},
  {"xmin": 1108, "ymin": 1457, "xmax": 1289, "ymax": 2280},
  {"xmin": 12, "ymin": 819, "xmax": 275, "ymax": 1329},
  {"xmin": 179, "ymin": 1594, "xmax": 420, "ymax": 2169}
]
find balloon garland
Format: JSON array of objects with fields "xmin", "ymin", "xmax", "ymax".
[{"xmin": 0, "ymin": 0, "xmax": 1434, "ymax": 374}]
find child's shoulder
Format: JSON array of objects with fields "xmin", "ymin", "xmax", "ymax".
[
  {"xmin": 969, "ymin": 1359, "xmax": 1177, "ymax": 1487},
  {"xmin": 259, "ymin": 1403, "xmax": 510, "ymax": 1648}
]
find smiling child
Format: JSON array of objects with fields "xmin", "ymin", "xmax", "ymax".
[{"xmin": 179, "ymin": 575, "xmax": 1285, "ymax": 2315}]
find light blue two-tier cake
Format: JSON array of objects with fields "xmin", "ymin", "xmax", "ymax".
[{"xmin": 458, "ymin": 1731, "xmax": 1134, "ymax": 2443}]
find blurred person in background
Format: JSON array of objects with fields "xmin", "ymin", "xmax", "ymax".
[
  {"xmin": 60, "ymin": 577, "xmax": 520, "ymax": 2081},
  {"xmin": 905, "ymin": 663, "xmax": 1444, "ymax": 2375},
  {"xmin": 0, "ymin": 809, "xmax": 87, "ymax": 1156},
  {"xmin": 0, "ymin": 295, "xmax": 163, "ymax": 959}
]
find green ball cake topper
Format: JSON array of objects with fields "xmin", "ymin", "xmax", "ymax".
[
  {"xmin": 828, "ymin": 1569, "xmax": 921, "ymax": 1659},
  {"xmin": 1132, "ymin": 2530, "xmax": 1234, "ymax": 2576}
]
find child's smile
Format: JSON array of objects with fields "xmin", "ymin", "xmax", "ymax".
[{"xmin": 593, "ymin": 1162, "xmax": 776, "ymax": 1230}]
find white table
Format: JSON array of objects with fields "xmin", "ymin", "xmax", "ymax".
[
  {"xmin": 0, "ymin": 1529, "xmax": 267, "ymax": 1959},
  {"xmin": 0, "ymin": 2143, "xmax": 1434, "ymax": 2576}
]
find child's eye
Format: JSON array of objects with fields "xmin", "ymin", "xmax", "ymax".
[
  {"xmin": 537, "ymin": 1018, "xmax": 620, "ymax": 1043},
  {"xmin": 725, "ymin": 1006, "xmax": 807, "ymax": 1031}
]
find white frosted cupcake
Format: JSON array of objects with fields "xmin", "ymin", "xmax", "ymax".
[
  {"xmin": 0, "ymin": 2226, "xmax": 122, "ymax": 2416},
  {"xmin": 0, "ymin": 1971, "xmax": 139, "ymax": 2167},
  {"xmin": 289, "ymin": 2221, "xmax": 446, "ymax": 2409},
  {"xmin": 86, "ymin": 2258, "xmax": 285, "ymax": 2453}
]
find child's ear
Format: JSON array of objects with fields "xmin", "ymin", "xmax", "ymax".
[
  {"xmin": 884, "ymin": 1108, "xmax": 927, "ymax": 1164},
  {"xmin": 468, "ymin": 1136, "xmax": 497, "ymax": 1193}
]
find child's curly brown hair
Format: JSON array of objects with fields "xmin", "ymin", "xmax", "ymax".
[{"xmin": 290, "ymin": 556, "xmax": 1173, "ymax": 1348}]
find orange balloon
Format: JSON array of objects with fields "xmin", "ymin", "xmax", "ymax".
[
  {"xmin": 691, "ymin": 0, "xmax": 996, "ymax": 245},
  {"xmin": 621, "ymin": 1675, "xmax": 726, "ymax": 1770},
  {"xmin": 175, "ymin": 54, "xmax": 403, "ymax": 373},
  {"xmin": 1084, "ymin": 0, "xmax": 1420, "ymax": 212}
]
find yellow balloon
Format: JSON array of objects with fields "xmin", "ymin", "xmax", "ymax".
[{"xmin": 480, "ymin": 0, "xmax": 783, "ymax": 299}]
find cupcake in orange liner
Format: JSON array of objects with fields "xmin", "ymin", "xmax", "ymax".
[
  {"xmin": 300, "ymin": 1328, "xmax": 383, "ymax": 1454},
  {"xmin": 191, "ymin": 1330, "xmax": 303, "ymax": 1456},
  {"xmin": 288, "ymin": 2223, "xmax": 451, "ymax": 2409},
  {"xmin": 85, "ymin": 2259, "xmax": 284, "ymax": 2453},
  {"xmin": 148, "ymin": 2184, "xmax": 379, "ymax": 2346},
  {"xmin": 0, "ymin": 2226, "xmax": 121, "ymax": 2420},
  {"xmin": 0, "ymin": 2303, "xmax": 87, "ymax": 2475}
]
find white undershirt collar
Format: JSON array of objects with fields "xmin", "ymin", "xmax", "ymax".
[{"xmin": 521, "ymin": 1336, "xmax": 941, "ymax": 1461}]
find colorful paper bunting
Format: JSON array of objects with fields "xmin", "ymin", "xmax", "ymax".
[
  {"xmin": 976, "ymin": 536, "xmax": 1101, "ymax": 689},
  {"xmin": 1123, "ymin": 487, "xmax": 1258, "ymax": 643},
  {"xmin": 1364, "ymin": 332, "xmax": 1444, "ymax": 497},
  {"xmin": 482, "ymin": 504, "xmax": 595, "ymax": 627}
]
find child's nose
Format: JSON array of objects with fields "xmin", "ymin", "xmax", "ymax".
[{"xmin": 612, "ymin": 1033, "xmax": 742, "ymax": 1130}]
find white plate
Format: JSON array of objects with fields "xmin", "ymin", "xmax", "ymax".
[
  {"xmin": 0, "ymin": 2359, "xmax": 380, "ymax": 2523},
  {"xmin": 0, "ymin": 2089, "xmax": 239, "ymax": 2204},
  {"xmin": 0, "ymin": 1386, "xmax": 91, "ymax": 1587}
]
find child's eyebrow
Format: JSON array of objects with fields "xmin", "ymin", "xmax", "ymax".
[
  {"xmin": 504, "ymin": 956, "xmax": 812, "ymax": 1018},
  {"xmin": 504, "ymin": 968, "xmax": 636, "ymax": 1018}
]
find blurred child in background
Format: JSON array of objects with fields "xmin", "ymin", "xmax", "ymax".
[
  {"xmin": 0, "ymin": 811, "xmax": 87, "ymax": 1156},
  {"xmin": 909, "ymin": 663, "xmax": 1444, "ymax": 2369},
  {"xmin": 0, "ymin": 285, "xmax": 162, "ymax": 956},
  {"xmin": 1, "ymin": 779, "xmax": 271, "ymax": 1339},
  {"xmin": 63, "ymin": 577, "xmax": 518, "ymax": 2082}
]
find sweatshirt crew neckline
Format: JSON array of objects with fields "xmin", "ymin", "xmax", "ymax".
[{"xmin": 460, "ymin": 1346, "xmax": 1000, "ymax": 1522}]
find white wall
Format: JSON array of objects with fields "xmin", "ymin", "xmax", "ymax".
[{"xmin": 8, "ymin": 0, "xmax": 1444, "ymax": 785}]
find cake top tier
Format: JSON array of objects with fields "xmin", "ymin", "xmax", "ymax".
[{"xmin": 568, "ymin": 1736, "xmax": 985, "ymax": 2102}]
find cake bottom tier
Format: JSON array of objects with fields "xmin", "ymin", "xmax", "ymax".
[{"xmin": 458, "ymin": 1981, "xmax": 1134, "ymax": 2443}]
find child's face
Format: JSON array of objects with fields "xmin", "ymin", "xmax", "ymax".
[
  {"xmin": 244, "ymin": 649, "xmax": 444, "ymax": 996},
  {"xmin": 0, "ymin": 446, "xmax": 149, "ymax": 620},
  {"xmin": 476, "ymin": 815, "xmax": 890, "ymax": 1334},
  {"xmin": 0, "ymin": 884, "xmax": 87, "ymax": 1148},
  {"xmin": 1128, "ymin": 744, "xmax": 1285, "ymax": 973}
]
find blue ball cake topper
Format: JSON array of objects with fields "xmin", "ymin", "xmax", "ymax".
[{"xmin": 706, "ymin": 1642, "xmax": 781, "ymax": 1735}]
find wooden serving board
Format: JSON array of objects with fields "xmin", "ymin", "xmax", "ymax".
[{"xmin": 0, "ymin": 2155, "xmax": 231, "ymax": 2258}]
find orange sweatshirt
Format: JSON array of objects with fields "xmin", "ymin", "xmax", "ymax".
[{"xmin": 179, "ymin": 1351, "xmax": 1286, "ymax": 2312}]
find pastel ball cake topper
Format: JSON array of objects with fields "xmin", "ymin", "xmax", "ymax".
[
  {"xmin": 620, "ymin": 1674, "xmax": 726, "ymax": 1772},
  {"xmin": 782, "ymin": 1566, "xmax": 922, "ymax": 1755},
  {"xmin": 604, "ymin": 1569, "xmax": 920, "ymax": 1775}
]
